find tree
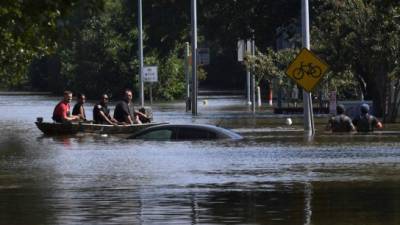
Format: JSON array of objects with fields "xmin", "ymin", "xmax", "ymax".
[
  {"xmin": 196, "ymin": 0, "xmax": 300, "ymax": 89},
  {"xmin": 0, "ymin": 0, "xmax": 84, "ymax": 88},
  {"xmin": 58, "ymin": 0, "xmax": 137, "ymax": 98},
  {"xmin": 246, "ymin": 48, "xmax": 297, "ymax": 85},
  {"xmin": 312, "ymin": 0, "xmax": 400, "ymax": 121}
]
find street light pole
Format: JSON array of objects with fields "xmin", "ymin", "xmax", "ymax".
[
  {"xmin": 191, "ymin": 0, "xmax": 198, "ymax": 115},
  {"xmin": 185, "ymin": 42, "xmax": 191, "ymax": 111},
  {"xmin": 138, "ymin": 0, "xmax": 144, "ymax": 107},
  {"xmin": 301, "ymin": 0, "xmax": 315, "ymax": 134},
  {"xmin": 251, "ymin": 38, "xmax": 256, "ymax": 113}
]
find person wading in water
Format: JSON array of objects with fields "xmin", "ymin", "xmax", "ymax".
[{"xmin": 326, "ymin": 104, "xmax": 355, "ymax": 132}]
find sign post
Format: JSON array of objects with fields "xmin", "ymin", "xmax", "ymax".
[
  {"xmin": 191, "ymin": 0, "xmax": 198, "ymax": 116},
  {"xmin": 251, "ymin": 39, "xmax": 256, "ymax": 112},
  {"xmin": 143, "ymin": 66, "xmax": 158, "ymax": 105},
  {"xmin": 286, "ymin": 47, "xmax": 329, "ymax": 134},
  {"xmin": 246, "ymin": 39, "xmax": 252, "ymax": 106},
  {"xmin": 301, "ymin": 0, "xmax": 314, "ymax": 134},
  {"xmin": 185, "ymin": 42, "xmax": 190, "ymax": 112},
  {"xmin": 238, "ymin": 39, "xmax": 252, "ymax": 105},
  {"xmin": 138, "ymin": 0, "xmax": 144, "ymax": 107}
]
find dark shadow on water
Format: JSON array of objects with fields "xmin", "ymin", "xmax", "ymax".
[{"xmin": 0, "ymin": 136, "xmax": 56, "ymax": 225}]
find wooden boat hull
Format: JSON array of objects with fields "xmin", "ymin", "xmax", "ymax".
[{"xmin": 35, "ymin": 121, "xmax": 165, "ymax": 135}]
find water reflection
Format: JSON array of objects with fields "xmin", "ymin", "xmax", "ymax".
[{"xmin": 0, "ymin": 136, "xmax": 56, "ymax": 225}]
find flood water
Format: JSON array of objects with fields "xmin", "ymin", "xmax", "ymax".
[{"xmin": 1, "ymin": 95, "xmax": 400, "ymax": 225}]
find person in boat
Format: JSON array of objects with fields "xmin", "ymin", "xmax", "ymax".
[
  {"xmin": 113, "ymin": 89, "xmax": 149, "ymax": 124},
  {"xmin": 72, "ymin": 93, "xmax": 87, "ymax": 121},
  {"xmin": 352, "ymin": 103, "xmax": 383, "ymax": 132},
  {"xmin": 52, "ymin": 91, "xmax": 80, "ymax": 123},
  {"xmin": 93, "ymin": 94, "xmax": 118, "ymax": 125},
  {"xmin": 326, "ymin": 104, "xmax": 356, "ymax": 132}
]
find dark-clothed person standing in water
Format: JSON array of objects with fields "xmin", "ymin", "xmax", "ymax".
[
  {"xmin": 72, "ymin": 93, "xmax": 86, "ymax": 121},
  {"xmin": 93, "ymin": 94, "xmax": 118, "ymax": 125},
  {"xmin": 326, "ymin": 104, "xmax": 355, "ymax": 132},
  {"xmin": 352, "ymin": 103, "xmax": 383, "ymax": 132}
]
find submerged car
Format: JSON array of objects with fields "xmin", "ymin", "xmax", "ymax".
[{"xmin": 127, "ymin": 124, "xmax": 243, "ymax": 140}]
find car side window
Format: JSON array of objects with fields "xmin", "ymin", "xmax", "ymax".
[
  {"xmin": 177, "ymin": 128, "xmax": 217, "ymax": 140},
  {"xmin": 136, "ymin": 129, "xmax": 173, "ymax": 140}
]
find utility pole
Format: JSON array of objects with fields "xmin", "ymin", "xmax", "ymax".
[
  {"xmin": 302, "ymin": 0, "xmax": 315, "ymax": 134},
  {"xmin": 138, "ymin": 0, "xmax": 144, "ymax": 107},
  {"xmin": 191, "ymin": 0, "xmax": 198, "ymax": 115},
  {"xmin": 251, "ymin": 38, "xmax": 256, "ymax": 112},
  {"xmin": 246, "ymin": 39, "xmax": 251, "ymax": 105},
  {"xmin": 185, "ymin": 42, "xmax": 191, "ymax": 112}
]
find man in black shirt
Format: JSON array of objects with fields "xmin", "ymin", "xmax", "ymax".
[
  {"xmin": 93, "ymin": 94, "xmax": 118, "ymax": 125},
  {"xmin": 326, "ymin": 104, "xmax": 355, "ymax": 132},
  {"xmin": 114, "ymin": 89, "xmax": 149, "ymax": 124}
]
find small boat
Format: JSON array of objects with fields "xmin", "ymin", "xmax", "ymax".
[{"xmin": 35, "ymin": 118, "xmax": 166, "ymax": 135}]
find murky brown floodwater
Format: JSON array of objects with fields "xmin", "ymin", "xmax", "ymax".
[{"xmin": 1, "ymin": 95, "xmax": 400, "ymax": 225}]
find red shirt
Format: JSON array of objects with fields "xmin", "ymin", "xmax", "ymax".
[{"xmin": 52, "ymin": 101, "xmax": 70, "ymax": 122}]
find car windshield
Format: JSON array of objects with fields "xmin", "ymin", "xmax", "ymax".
[
  {"xmin": 135, "ymin": 129, "xmax": 173, "ymax": 140},
  {"xmin": 177, "ymin": 127, "xmax": 217, "ymax": 140}
]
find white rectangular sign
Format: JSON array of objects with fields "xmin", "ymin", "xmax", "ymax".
[
  {"xmin": 237, "ymin": 40, "xmax": 245, "ymax": 62},
  {"xmin": 143, "ymin": 66, "xmax": 158, "ymax": 82}
]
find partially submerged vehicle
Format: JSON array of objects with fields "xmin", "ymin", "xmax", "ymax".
[{"xmin": 128, "ymin": 124, "xmax": 243, "ymax": 141}]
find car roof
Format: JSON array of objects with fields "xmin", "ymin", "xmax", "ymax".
[{"xmin": 129, "ymin": 123, "xmax": 242, "ymax": 140}]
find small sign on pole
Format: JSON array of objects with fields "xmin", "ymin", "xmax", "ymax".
[
  {"xmin": 246, "ymin": 39, "xmax": 252, "ymax": 54},
  {"xmin": 237, "ymin": 40, "xmax": 245, "ymax": 62},
  {"xmin": 143, "ymin": 66, "xmax": 158, "ymax": 83},
  {"xmin": 197, "ymin": 48, "xmax": 210, "ymax": 65}
]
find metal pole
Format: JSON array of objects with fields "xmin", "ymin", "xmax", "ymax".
[
  {"xmin": 257, "ymin": 86, "xmax": 261, "ymax": 107},
  {"xmin": 246, "ymin": 70, "xmax": 251, "ymax": 105},
  {"xmin": 246, "ymin": 40, "xmax": 251, "ymax": 105},
  {"xmin": 138, "ymin": 0, "xmax": 144, "ymax": 107},
  {"xmin": 149, "ymin": 85, "xmax": 153, "ymax": 105},
  {"xmin": 302, "ymin": 0, "xmax": 315, "ymax": 134},
  {"xmin": 185, "ymin": 42, "xmax": 190, "ymax": 100},
  {"xmin": 185, "ymin": 42, "xmax": 191, "ymax": 112},
  {"xmin": 191, "ymin": 0, "xmax": 198, "ymax": 115},
  {"xmin": 251, "ymin": 39, "xmax": 256, "ymax": 112}
]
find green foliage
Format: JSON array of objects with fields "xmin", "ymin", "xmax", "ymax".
[
  {"xmin": 0, "ymin": 0, "xmax": 83, "ymax": 88},
  {"xmin": 154, "ymin": 50, "xmax": 185, "ymax": 100},
  {"xmin": 312, "ymin": 0, "xmax": 400, "ymax": 118},
  {"xmin": 4, "ymin": 0, "xmax": 399, "ymax": 112},
  {"xmin": 141, "ymin": 44, "xmax": 208, "ymax": 101},
  {"xmin": 143, "ymin": 0, "xmax": 190, "ymax": 57},
  {"xmin": 245, "ymin": 48, "xmax": 297, "ymax": 88},
  {"xmin": 59, "ymin": 1, "xmax": 138, "ymax": 98}
]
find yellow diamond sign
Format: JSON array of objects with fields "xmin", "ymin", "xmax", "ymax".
[{"xmin": 286, "ymin": 48, "xmax": 329, "ymax": 92}]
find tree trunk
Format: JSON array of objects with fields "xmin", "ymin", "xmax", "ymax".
[
  {"xmin": 386, "ymin": 79, "xmax": 400, "ymax": 122},
  {"xmin": 364, "ymin": 71, "xmax": 386, "ymax": 118}
]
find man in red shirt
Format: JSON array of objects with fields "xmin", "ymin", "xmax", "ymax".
[{"xmin": 52, "ymin": 91, "xmax": 80, "ymax": 123}]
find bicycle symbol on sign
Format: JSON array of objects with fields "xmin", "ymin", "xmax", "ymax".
[{"xmin": 292, "ymin": 61, "xmax": 322, "ymax": 80}]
